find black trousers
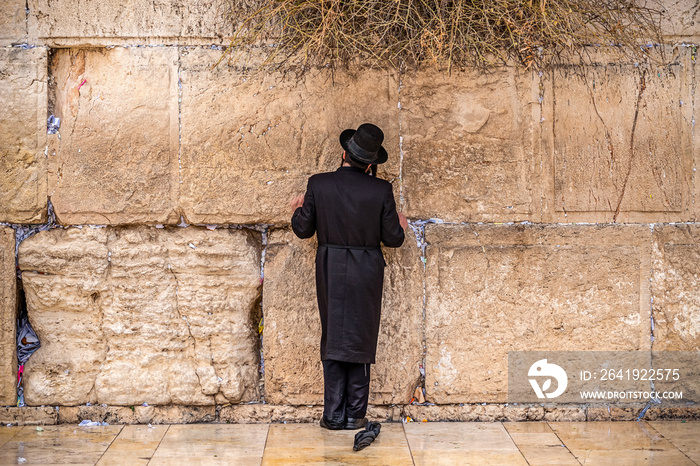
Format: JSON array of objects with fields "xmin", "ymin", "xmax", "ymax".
[{"xmin": 322, "ymin": 360, "xmax": 371, "ymax": 429}]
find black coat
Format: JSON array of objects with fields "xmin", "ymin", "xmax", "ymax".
[{"xmin": 292, "ymin": 166, "xmax": 405, "ymax": 363}]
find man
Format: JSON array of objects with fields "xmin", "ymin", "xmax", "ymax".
[{"xmin": 290, "ymin": 123, "xmax": 408, "ymax": 430}]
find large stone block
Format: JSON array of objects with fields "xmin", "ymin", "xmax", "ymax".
[
  {"xmin": 18, "ymin": 226, "xmax": 261, "ymax": 406},
  {"xmin": 262, "ymin": 228, "xmax": 422, "ymax": 405},
  {"xmin": 261, "ymin": 230, "xmax": 321, "ymax": 404},
  {"xmin": 179, "ymin": 47, "xmax": 400, "ymax": 225},
  {"xmin": 424, "ymin": 224, "xmax": 651, "ymax": 404},
  {"xmin": 372, "ymin": 228, "xmax": 424, "ymax": 405},
  {"xmin": 0, "ymin": 406, "xmax": 57, "ymax": 426},
  {"xmin": 0, "ymin": 0, "xmax": 26, "ymax": 45},
  {"xmin": 541, "ymin": 53, "xmax": 692, "ymax": 223},
  {"xmin": 48, "ymin": 47, "xmax": 179, "ymax": 225},
  {"xmin": 0, "ymin": 227, "xmax": 17, "ymax": 406},
  {"xmin": 651, "ymin": 225, "xmax": 700, "ymax": 351},
  {"xmin": 0, "ymin": 47, "xmax": 47, "ymax": 224},
  {"xmin": 401, "ymin": 68, "xmax": 537, "ymax": 222},
  {"xmin": 659, "ymin": 1, "xmax": 700, "ymax": 42},
  {"xmin": 27, "ymin": 0, "xmax": 236, "ymax": 46}
]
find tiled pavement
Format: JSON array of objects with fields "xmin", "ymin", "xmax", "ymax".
[{"xmin": 0, "ymin": 421, "xmax": 697, "ymax": 465}]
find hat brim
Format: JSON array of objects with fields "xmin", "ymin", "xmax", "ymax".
[{"xmin": 339, "ymin": 129, "xmax": 388, "ymax": 165}]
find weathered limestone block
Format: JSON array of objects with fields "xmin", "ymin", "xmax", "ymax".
[
  {"xmin": 542, "ymin": 53, "xmax": 692, "ymax": 223},
  {"xmin": 218, "ymin": 403, "xmax": 324, "ymax": 424},
  {"xmin": 401, "ymin": 68, "xmax": 536, "ymax": 222},
  {"xmin": 0, "ymin": 407, "xmax": 57, "ymax": 426},
  {"xmin": 652, "ymin": 225, "xmax": 700, "ymax": 351},
  {"xmin": 18, "ymin": 228, "xmax": 109, "ymax": 407},
  {"xmin": 262, "ymin": 228, "xmax": 422, "ymax": 405},
  {"xmin": 179, "ymin": 47, "xmax": 400, "ymax": 225},
  {"xmin": 542, "ymin": 405, "xmax": 587, "ymax": 422},
  {"xmin": 424, "ymin": 224, "xmax": 651, "ymax": 404},
  {"xmin": 0, "ymin": 0, "xmax": 26, "ymax": 45},
  {"xmin": 586, "ymin": 404, "xmax": 647, "ymax": 421},
  {"xmin": 49, "ymin": 47, "xmax": 179, "ymax": 225},
  {"xmin": 57, "ymin": 405, "xmax": 216, "ymax": 424},
  {"xmin": 19, "ymin": 226, "xmax": 261, "ymax": 406},
  {"xmin": 404, "ymin": 404, "xmax": 548, "ymax": 422},
  {"xmin": 261, "ymin": 230, "xmax": 321, "ymax": 404},
  {"xmin": 659, "ymin": 0, "xmax": 700, "ymax": 42},
  {"xmin": 404, "ymin": 403, "xmax": 587, "ymax": 422},
  {"xmin": 27, "ymin": 0, "xmax": 236, "ymax": 46},
  {"xmin": 373, "ymin": 229, "xmax": 424, "ymax": 404},
  {"xmin": 645, "ymin": 405, "xmax": 700, "ymax": 420},
  {"xmin": 0, "ymin": 227, "xmax": 17, "ymax": 406},
  {"xmin": 0, "ymin": 47, "xmax": 47, "ymax": 223}
]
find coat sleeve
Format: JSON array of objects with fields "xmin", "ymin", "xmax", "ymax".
[
  {"xmin": 291, "ymin": 178, "xmax": 316, "ymax": 239},
  {"xmin": 380, "ymin": 183, "xmax": 405, "ymax": 248}
]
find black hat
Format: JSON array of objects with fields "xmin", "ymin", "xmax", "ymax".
[{"xmin": 339, "ymin": 123, "xmax": 388, "ymax": 165}]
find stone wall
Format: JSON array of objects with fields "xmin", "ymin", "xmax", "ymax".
[
  {"xmin": 1, "ymin": 0, "xmax": 700, "ymax": 421},
  {"xmin": 18, "ymin": 226, "xmax": 261, "ymax": 406}
]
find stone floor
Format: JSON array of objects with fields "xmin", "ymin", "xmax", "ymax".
[{"xmin": 0, "ymin": 421, "xmax": 696, "ymax": 465}]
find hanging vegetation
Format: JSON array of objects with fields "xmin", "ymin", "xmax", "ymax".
[{"xmin": 218, "ymin": 0, "xmax": 664, "ymax": 72}]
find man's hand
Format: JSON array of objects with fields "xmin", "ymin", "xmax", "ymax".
[
  {"xmin": 290, "ymin": 194, "xmax": 305, "ymax": 212},
  {"xmin": 398, "ymin": 212, "xmax": 408, "ymax": 230}
]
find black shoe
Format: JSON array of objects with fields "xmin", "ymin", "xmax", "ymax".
[
  {"xmin": 320, "ymin": 417, "xmax": 346, "ymax": 430},
  {"xmin": 345, "ymin": 417, "xmax": 368, "ymax": 430}
]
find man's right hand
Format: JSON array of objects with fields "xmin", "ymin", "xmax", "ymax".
[
  {"xmin": 290, "ymin": 194, "xmax": 304, "ymax": 212},
  {"xmin": 398, "ymin": 212, "xmax": 408, "ymax": 230}
]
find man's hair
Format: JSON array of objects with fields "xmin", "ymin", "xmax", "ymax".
[{"xmin": 344, "ymin": 152, "xmax": 370, "ymax": 171}]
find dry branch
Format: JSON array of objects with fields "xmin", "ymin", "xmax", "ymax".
[{"xmin": 218, "ymin": 0, "xmax": 664, "ymax": 72}]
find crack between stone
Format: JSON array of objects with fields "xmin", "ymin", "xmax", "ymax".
[
  {"xmin": 551, "ymin": 69, "xmax": 569, "ymax": 219},
  {"xmin": 640, "ymin": 222, "xmax": 660, "ymax": 421},
  {"xmin": 258, "ymin": 226, "xmax": 268, "ymax": 403},
  {"xmin": 177, "ymin": 47, "xmax": 183, "ymax": 221},
  {"xmin": 10, "ymin": 201, "xmax": 58, "ymax": 279},
  {"xmin": 503, "ymin": 426, "xmax": 531, "ymax": 465},
  {"xmin": 206, "ymin": 336, "xmax": 225, "ymax": 401},
  {"xmin": 94, "ymin": 425, "xmax": 125, "ymax": 464},
  {"xmin": 648, "ymin": 222, "xmax": 656, "ymax": 366},
  {"xmin": 9, "ymin": 77, "xmax": 44, "ymax": 87},
  {"xmin": 398, "ymin": 64, "xmax": 405, "ymax": 208},
  {"xmin": 19, "ymin": 270, "xmax": 56, "ymax": 276},
  {"xmin": 646, "ymin": 422, "xmax": 698, "ymax": 464},
  {"xmin": 411, "ymin": 221, "xmax": 427, "ymax": 403},
  {"xmin": 546, "ymin": 421, "xmax": 580, "ymax": 463},
  {"xmin": 24, "ymin": 0, "xmax": 29, "ymax": 44},
  {"xmin": 582, "ymin": 70, "xmax": 617, "ymax": 190},
  {"xmin": 692, "ymin": 47, "xmax": 697, "ymax": 217},
  {"xmin": 613, "ymin": 68, "xmax": 648, "ymax": 223},
  {"xmin": 167, "ymin": 264, "xmax": 207, "ymax": 399},
  {"xmin": 88, "ymin": 239, "xmax": 112, "ymax": 406},
  {"xmin": 561, "ymin": 194, "xmax": 568, "ymax": 219},
  {"xmin": 468, "ymin": 223, "xmax": 490, "ymax": 268},
  {"xmin": 538, "ymin": 69, "xmax": 545, "ymax": 223}
]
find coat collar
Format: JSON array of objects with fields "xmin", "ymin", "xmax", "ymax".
[{"xmin": 337, "ymin": 166, "xmax": 368, "ymax": 174}]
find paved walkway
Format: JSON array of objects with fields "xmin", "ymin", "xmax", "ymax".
[{"xmin": 0, "ymin": 421, "xmax": 697, "ymax": 465}]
